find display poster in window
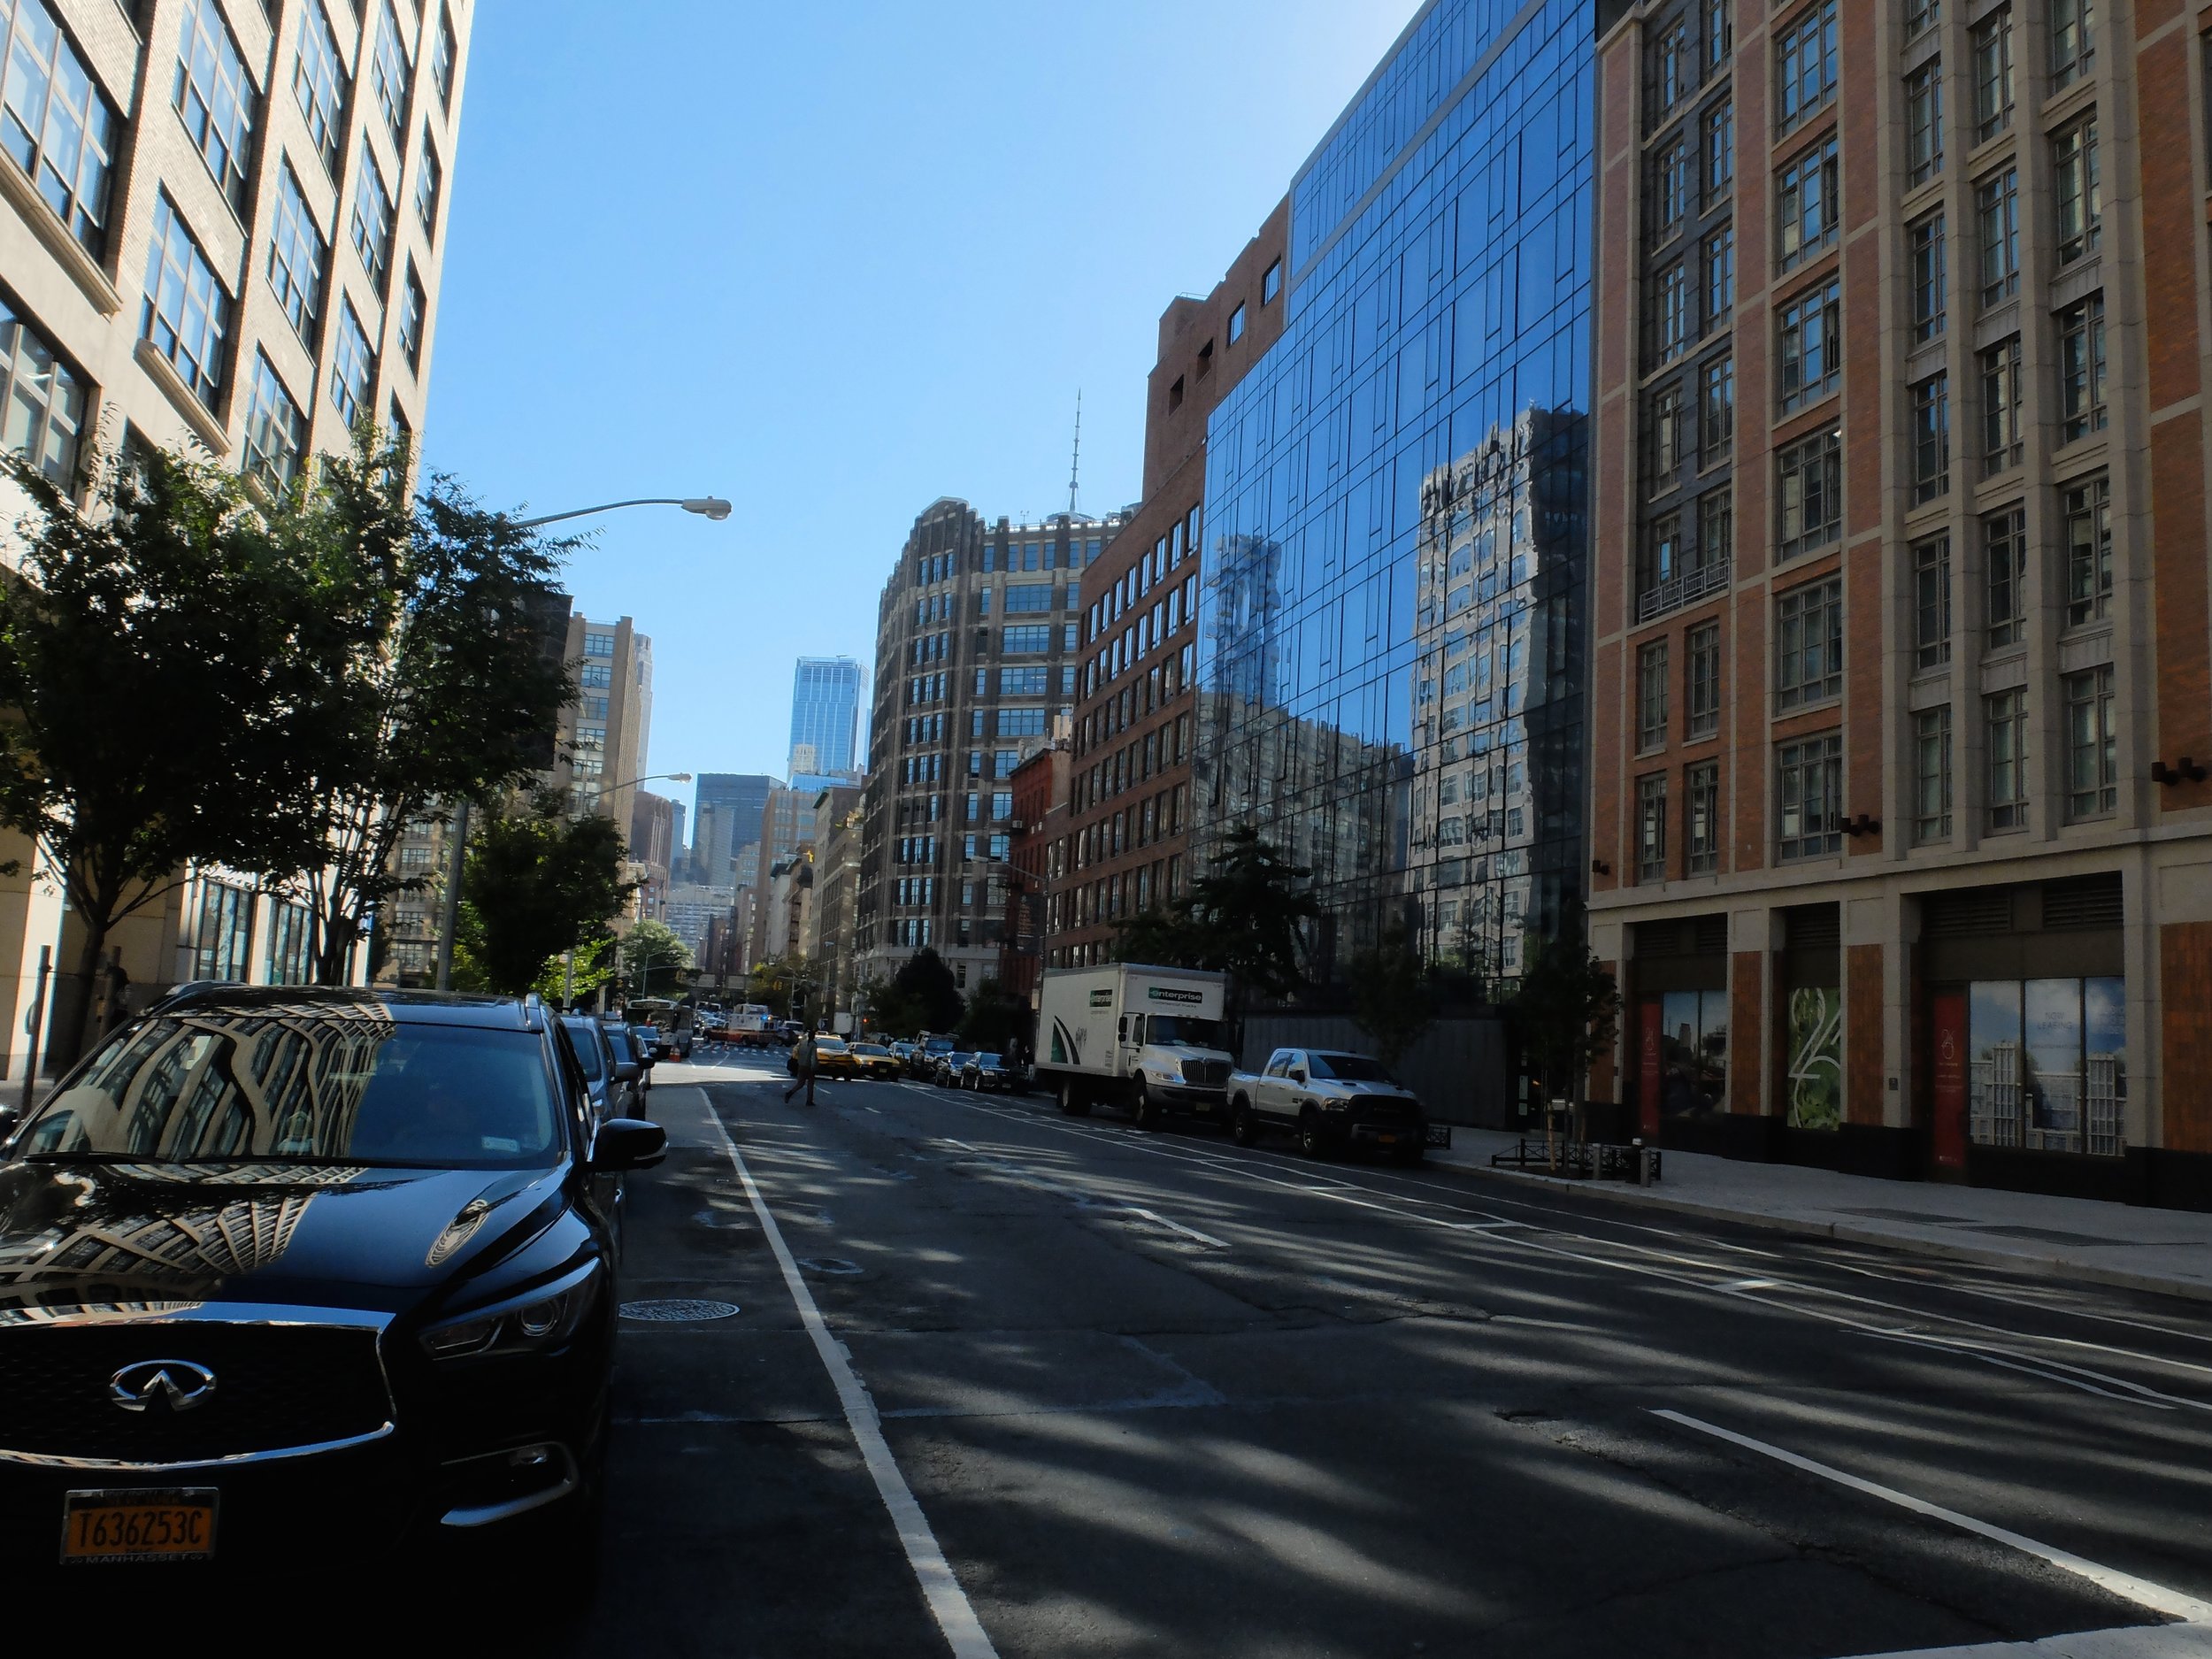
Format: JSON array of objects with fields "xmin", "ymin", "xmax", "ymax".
[
  {"xmin": 1785, "ymin": 987, "xmax": 1843, "ymax": 1131},
  {"xmin": 1931, "ymin": 990, "xmax": 1967, "ymax": 1168},
  {"xmin": 1639, "ymin": 1001, "xmax": 1663, "ymax": 1138}
]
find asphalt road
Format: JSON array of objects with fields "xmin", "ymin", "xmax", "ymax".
[{"xmin": 558, "ymin": 1054, "xmax": 2212, "ymax": 1659}]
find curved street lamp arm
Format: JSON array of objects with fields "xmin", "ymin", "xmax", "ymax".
[{"xmin": 513, "ymin": 498, "xmax": 730, "ymax": 530}]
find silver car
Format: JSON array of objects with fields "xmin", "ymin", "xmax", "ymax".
[{"xmin": 562, "ymin": 1015, "xmax": 643, "ymax": 1124}]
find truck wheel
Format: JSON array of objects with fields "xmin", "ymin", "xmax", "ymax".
[
  {"xmin": 1297, "ymin": 1107, "xmax": 1329, "ymax": 1160},
  {"xmin": 1133, "ymin": 1085, "xmax": 1164, "ymax": 1131},
  {"xmin": 1390, "ymin": 1142, "xmax": 1425, "ymax": 1167},
  {"xmin": 1230, "ymin": 1102, "xmax": 1260, "ymax": 1147},
  {"xmin": 1058, "ymin": 1080, "xmax": 1091, "ymax": 1117}
]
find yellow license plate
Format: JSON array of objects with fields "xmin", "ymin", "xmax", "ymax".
[{"xmin": 60, "ymin": 1489, "xmax": 218, "ymax": 1563}]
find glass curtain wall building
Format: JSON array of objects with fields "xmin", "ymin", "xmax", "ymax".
[
  {"xmin": 1194, "ymin": 0, "xmax": 1600, "ymax": 988},
  {"xmin": 787, "ymin": 656, "xmax": 865, "ymax": 786}
]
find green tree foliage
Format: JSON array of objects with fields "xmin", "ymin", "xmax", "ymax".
[
  {"xmin": 872, "ymin": 947, "xmax": 964, "ymax": 1037},
  {"xmin": 956, "ymin": 978, "xmax": 1025, "ymax": 1054},
  {"xmin": 266, "ymin": 428, "xmax": 574, "ymax": 983},
  {"xmin": 618, "ymin": 918, "xmax": 694, "ymax": 1002},
  {"xmin": 533, "ymin": 931, "xmax": 615, "ymax": 1005},
  {"xmin": 1112, "ymin": 826, "xmax": 1319, "ymax": 1003},
  {"xmin": 747, "ymin": 955, "xmax": 809, "ymax": 1019},
  {"xmin": 451, "ymin": 793, "xmax": 634, "ymax": 995},
  {"xmin": 0, "ymin": 451, "xmax": 331, "ymax": 1064},
  {"xmin": 1509, "ymin": 919, "xmax": 1621, "ymax": 1147},
  {"xmin": 1346, "ymin": 922, "xmax": 1434, "ymax": 1069}
]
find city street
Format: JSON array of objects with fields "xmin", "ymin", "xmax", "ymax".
[{"xmin": 565, "ymin": 1055, "xmax": 2212, "ymax": 1658}]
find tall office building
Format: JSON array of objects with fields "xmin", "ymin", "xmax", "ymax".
[
  {"xmin": 689, "ymin": 772, "xmax": 779, "ymax": 887},
  {"xmin": 857, "ymin": 501, "xmax": 1128, "ymax": 990},
  {"xmin": 0, "ymin": 0, "xmax": 473, "ymax": 1027},
  {"xmin": 1050, "ymin": 206, "xmax": 1289, "ymax": 967},
  {"xmin": 1189, "ymin": 0, "xmax": 1600, "ymax": 987},
  {"xmin": 548, "ymin": 614, "xmax": 651, "ymax": 832},
  {"xmin": 787, "ymin": 655, "xmax": 864, "ymax": 787},
  {"xmin": 1588, "ymin": 0, "xmax": 2212, "ymax": 1206}
]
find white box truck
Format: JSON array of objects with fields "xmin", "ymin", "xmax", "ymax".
[{"xmin": 1035, "ymin": 963, "xmax": 1236, "ymax": 1127}]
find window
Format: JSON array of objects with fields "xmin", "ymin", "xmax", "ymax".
[
  {"xmin": 1000, "ymin": 666, "xmax": 1048, "ymax": 695},
  {"xmin": 1687, "ymin": 620, "xmax": 1722, "ymax": 738},
  {"xmin": 1653, "ymin": 262, "xmax": 1688, "ymax": 363},
  {"xmin": 1262, "ymin": 258, "xmax": 1282, "ymax": 304},
  {"xmin": 0, "ymin": 296, "xmax": 86, "ymax": 485},
  {"xmin": 1776, "ymin": 138, "xmax": 1839, "ymax": 270},
  {"xmin": 997, "ymin": 708, "xmax": 1049, "ymax": 737},
  {"xmin": 1702, "ymin": 225, "xmax": 1734, "ymax": 324},
  {"xmin": 991, "ymin": 793, "xmax": 1012, "ymax": 822},
  {"xmin": 370, "ymin": 2, "xmax": 411, "ymax": 148},
  {"xmin": 0, "ymin": 0, "xmax": 120, "ymax": 257},
  {"xmin": 1911, "ymin": 373, "xmax": 1950, "ymax": 504},
  {"xmin": 1905, "ymin": 60, "xmax": 1944, "ymax": 186},
  {"xmin": 1910, "ymin": 214, "xmax": 1946, "ymax": 344},
  {"xmin": 242, "ymin": 352, "xmax": 304, "ymax": 492},
  {"xmin": 174, "ymin": 0, "xmax": 256, "ymax": 211},
  {"xmin": 1655, "ymin": 134, "xmax": 1691, "ymax": 242},
  {"xmin": 1976, "ymin": 167, "xmax": 2019, "ymax": 306},
  {"xmin": 2057, "ymin": 294, "xmax": 2107, "ymax": 442},
  {"xmin": 1776, "ymin": 427, "xmax": 1841, "ymax": 558},
  {"xmin": 1984, "ymin": 505, "xmax": 2028, "ymax": 649},
  {"xmin": 2053, "ymin": 118, "xmax": 2101, "ymax": 264},
  {"xmin": 1914, "ymin": 706, "xmax": 1954, "ymax": 843},
  {"xmin": 1651, "ymin": 387, "xmax": 1683, "ymax": 480},
  {"xmin": 431, "ymin": 4, "xmax": 456, "ymax": 106},
  {"xmin": 1972, "ymin": 9, "xmax": 2015, "ymax": 142},
  {"xmin": 2064, "ymin": 665, "xmax": 2117, "ymax": 819},
  {"xmin": 1777, "ymin": 733, "xmax": 1843, "ymax": 859},
  {"xmin": 1686, "ymin": 761, "xmax": 1720, "ymax": 874},
  {"xmin": 1655, "ymin": 19, "xmax": 1689, "ymax": 110},
  {"xmin": 1003, "ymin": 582, "xmax": 1053, "ymax": 613},
  {"xmin": 1002, "ymin": 626, "xmax": 1052, "ymax": 654},
  {"xmin": 1776, "ymin": 577, "xmax": 1843, "ymax": 710},
  {"xmin": 1706, "ymin": 0, "xmax": 1731, "ymax": 66},
  {"xmin": 330, "ymin": 300, "xmax": 373, "ymax": 426},
  {"xmin": 1699, "ymin": 355, "xmax": 1733, "ymax": 465},
  {"xmin": 580, "ymin": 663, "xmax": 611, "ymax": 688},
  {"xmin": 1639, "ymin": 639, "xmax": 1671, "ymax": 750},
  {"xmin": 1227, "ymin": 302, "xmax": 1246, "ymax": 344},
  {"xmin": 1914, "ymin": 534, "xmax": 1952, "ymax": 669},
  {"xmin": 351, "ymin": 147, "xmax": 395, "ymax": 291},
  {"xmin": 1986, "ymin": 689, "xmax": 2029, "ymax": 828},
  {"xmin": 1703, "ymin": 100, "xmax": 1733, "ymax": 204},
  {"xmin": 267, "ymin": 163, "xmax": 327, "ymax": 346},
  {"xmin": 2062, "ymin": 474, "xmax": 2111, "ymax": 626},
  {"xmin": 1775, "ymin": 1, "xmax": 1839, "ymax": 134},
  {"xmin": 415, "ymin": 134, "xmax": 442, "ymax": 237},
  {"xmin": 1979, "ymin": 335, "xmax": 2023, "ymax": 475},
  {"xmin": 1778, "ymin": 279, "xmax": 1840, "ymax": 411},
  {"xmin": 1697, "ymin": 488, "xmax": 1732, "ymax": 578},
  {"xmin": 1638, "ymin": 774, "xmax": 1669, "ymax": 883},
  {"xmin": 293, "ymin": 0, "xmax": 348, "ymax": 176},
  {"xmin": 397, "ymin": 261, "xmax": 426, "ymax": 369},
  {"xmin": 141, "ymin": 194, "xmax": 231, "ymax": 404},
  {"xmin": 2050, "ymin": 0, "xmax": 2094, "ymax": 90},
  {"xmin": 1642, "ymin": 513, "xmax": 1681, "ymax": 592}
]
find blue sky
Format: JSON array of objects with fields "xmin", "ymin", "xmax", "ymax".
[{"xmin": 423, "ymin": 2, "xmax": 1417, "ymax": 828}]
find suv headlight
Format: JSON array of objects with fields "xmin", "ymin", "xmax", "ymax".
[{"xmin": 420, "ymin": 1262, "xmax": 601, "ymax": 1360}]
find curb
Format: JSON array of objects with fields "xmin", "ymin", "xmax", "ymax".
[{"xmin": 1421, "ymin": 1152, "xmax": 2212, "ymax": 1307}]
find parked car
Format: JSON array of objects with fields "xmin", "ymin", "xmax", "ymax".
[
  {"xmin": 958, "ymin": 1053, "xmax": 1017, "ymax": 1093},
  {"xmin": 932, "ymin": 1051, "xmax": 976, "ymax": 1088},
  {"xmin": 628, "ymin": 1025, "xmax": 665, "ymax": 1064},
  {"xmin": 603, "ymin": 1025, "xmax": 651, "ymax": 1110},
  {"xmin": 909, "ymin": 1036, "xmax": 956, "ymax": 1079},
  {"xmin": 562, "ymin": 1015, "xmax": 644, "ymax": 1122},
  {"xmin": 0, "ymin": 985, "xmax": 666, "ymax": 1572},
  {"xmin": 845, "ymin": 1042, "xmax": 902, "ymax": 1080},
  {"xmin": 887, "ymin": 1041, "xmax": 918, "ymax": 1068},
  {"xmin": 1225, "ymin": 1047, "xmax": 1442, "ymax": 1164}
]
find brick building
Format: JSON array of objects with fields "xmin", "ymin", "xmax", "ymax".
[
  {"xmin": 1002, "ymin": 741, "xmax": 1069, "ymax": 1007},
  {"xmin": 1588, "ymin": 0, "xmax": 2212, "ymax": 1205},
  {"xmin": 1050, "ymin": 203, "xmax": 1290, "ymax": 966}
]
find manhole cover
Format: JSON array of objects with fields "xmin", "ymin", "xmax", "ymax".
[
  {"xmin": 620, "ymin": 1299, "xmax": 741, "ymax": 1322},
  {"xmin": 795, "ymin": 1257, "xmax": 864, "ymax": 1276}
]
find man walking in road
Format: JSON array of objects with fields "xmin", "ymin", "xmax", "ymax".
[{"xmin": 784, "ymin": 1025, "xmax": 818, "ymax": 1106}]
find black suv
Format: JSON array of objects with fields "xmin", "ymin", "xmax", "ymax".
[{"xmin": 0, "ymin": 986, "xmax": 664, "ymax": 1575}]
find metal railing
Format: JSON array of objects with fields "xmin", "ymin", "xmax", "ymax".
[{"xmin": 1637, "ymin": 557, "xmax": 1732, "ymax": 623}]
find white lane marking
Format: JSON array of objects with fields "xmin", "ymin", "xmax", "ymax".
[
  {"xmin": 1125, "ymin": 1206, "xmax": 1230, "ymax": 1249},
  {"xmin": 1650, "ymin": 1409, "xmax": 2212, "ymax": 1624},
  {"xmin": 700, "ymin": 1102, "xmax": 999, "ymax": 1659},
  {"xmin": 1839, "ymin": 1624, "xmax": 2212, "ymax": 1656}
]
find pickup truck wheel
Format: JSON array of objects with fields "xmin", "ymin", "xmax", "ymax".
[
  {"xmin": 1297, "ymin": 1107, "xmax": 1329, "ymax": 1160},
  {"xmin": 1058, "ymin": 1080, "xmax": 1091, "ymax": 1117},
  {"xmin": 1230, "ymin": 1102, "xmax": 1260, "ymax": 1147}
]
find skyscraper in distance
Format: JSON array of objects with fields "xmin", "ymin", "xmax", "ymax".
[
  {"xmin": 788, "ymin": 657, "xmax": 865, "ymax": 788},
  {"xmin": 690, "ymin": 773, "xmax": 780, "ymax": 887}
]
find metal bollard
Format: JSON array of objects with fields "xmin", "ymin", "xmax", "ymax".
[{"xmin": 1633, "ymin": 1137, "xmax": 1653, "ymax": 1187}]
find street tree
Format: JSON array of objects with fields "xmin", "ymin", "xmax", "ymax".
[
  {"xmin": 1185, "ymin": 825, "xmax": 1321, "ymax": 1000},
  {"xmin": 0, "ymin": 451, "xmax": 331, "ymax": 1064},
  {"xmin": 956, "ymin": 978, "xmax": 1026, "ymax": 1055},
  {"xmin": 747, "ymin": 956, "xmax": 809, "ymax": 1019},
  {"xmin": 877, "ymin": 947, "xmax": 964, "ymax": 1036},
  {"xmin": 1346, "ymin": 922, "xmax": 1433, "ymax": 1070},
  {"xmin": 266, "ymin": 428, "xmax": 573, "ymax": 984},
  {"xmin": 450, "ymin": 793, "xmax": 634, "ymax": 995},
  {"xmin": 618, "ymin": 918, "xmax": 693, "ymax": 1002},
  {"xmin": 1509, "ymin": 920, "xmax": 1621, "ymax": 1156}
]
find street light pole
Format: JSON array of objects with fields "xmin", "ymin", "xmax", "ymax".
[{"xmin": 513, "ymin": 497, "xmax": 732, "ymax": 531}]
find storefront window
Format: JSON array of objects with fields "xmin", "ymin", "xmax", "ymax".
[
  {"xmin": 1966, "ymin": 975, "xmax": 2124, "ymax": 1154},
  {"xmin": 1784, "ymin": 987, "xmax": 1843, "ymax": 1129},
  {"xmin": 1657, "ymin": 989, "xmax": 1728, "ymax": 1116}
]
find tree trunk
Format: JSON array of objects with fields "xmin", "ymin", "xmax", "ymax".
[{"xmin": 46, "ymin": 910, "xmax": 111, "ymax": 1076}]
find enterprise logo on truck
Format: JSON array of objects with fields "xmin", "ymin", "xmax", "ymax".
[
  {"xmin": 1146, "ymin": 987, "xmax": 1203, "ymax": 1005},
  {"xmin": 1088, "ymin": 989, "xmax": 1112, "ymax": 1008}
]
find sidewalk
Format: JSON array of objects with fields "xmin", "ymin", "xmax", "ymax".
[{"xmin": 1425, "ymin": 1125, "xmax": 2212, "ymax": 1303}]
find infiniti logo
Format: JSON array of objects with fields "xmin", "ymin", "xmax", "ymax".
[{"xmin": 108, "ymin": 1359, "xmax": 219, "ymax": 1415}]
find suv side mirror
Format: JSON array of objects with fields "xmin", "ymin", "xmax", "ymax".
[
  {"xmin": 592, "ymin": 1118, "xmax": 666, "ymax": 1172},
  {"xmin": 611, "ymin": 1061, "xmax": 642, "ymax": 1086}
]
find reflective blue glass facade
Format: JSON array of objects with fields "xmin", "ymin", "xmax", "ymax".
[
  {"xmin": 1194, "ymin": 0, "xmax": 1595, "ymax": 986},
  {"xmin": 788, "ymin": 656, "xmax": 864, "ymax": 781}
]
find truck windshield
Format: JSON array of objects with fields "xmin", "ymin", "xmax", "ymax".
[
  {"xmin": 1147, "ymin": 1015, "xmax": 1220, "ymax": 1047},
  {"xmin": 1309, "ymin": 1052, "xmax": 1393, "ymax": 1082}
]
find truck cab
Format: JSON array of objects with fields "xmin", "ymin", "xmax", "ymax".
[{"xmin": 1228, "ymin": 1047, "xmax": 1435, "ymax": 1163}]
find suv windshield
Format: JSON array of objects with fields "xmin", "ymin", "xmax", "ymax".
[
  {"xmin": 12, "ymin": 1010, "xmax": 562, "ymax": 1169},
  {"xmin": 1309, "ymin": 1052, "xmax": 1393, "ymax": 1083},
  {"xmin": 561, "ymin": 1019, "xmax": 605, "ymax": 1082},
  {"xmin": 1147, "ymin": 1015, "xmax": 1220, "ymax": 1047}
]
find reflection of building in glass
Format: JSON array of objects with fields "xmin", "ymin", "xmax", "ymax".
[{"xmin": 1193, "ymin": 0, "xmax": 1595, "ymax": 984}]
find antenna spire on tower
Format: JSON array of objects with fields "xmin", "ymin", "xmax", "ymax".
[{"xmin": 1067, "ymin": 389, "xmax": 1082, "ymax": 517}]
